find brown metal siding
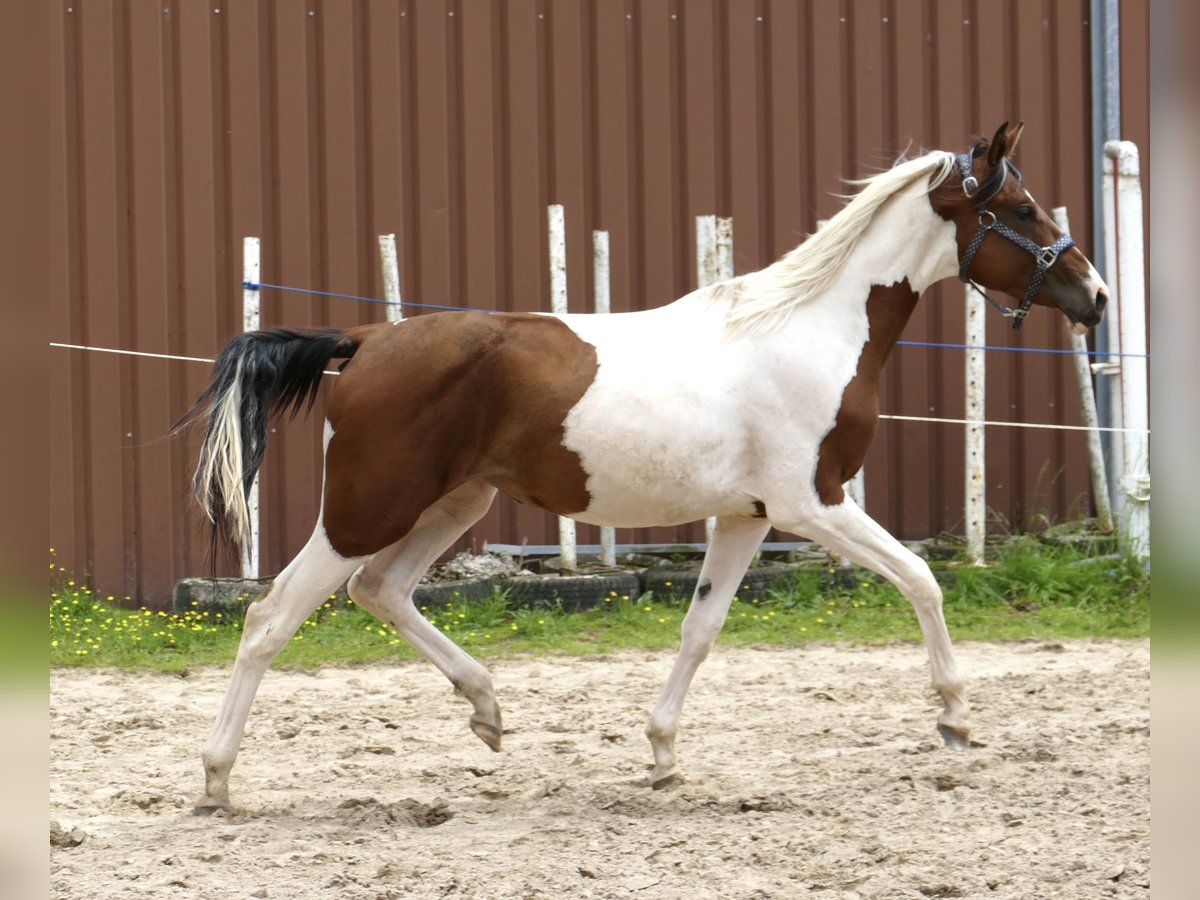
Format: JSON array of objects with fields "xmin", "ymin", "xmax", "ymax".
[{"xmin": 50, "ymin": 0, "xmax": 1149, "ymax": 606}]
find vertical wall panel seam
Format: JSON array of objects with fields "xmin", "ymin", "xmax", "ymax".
[
  {"xmin": 802, "ymin": 1, "xmax": 814, "ymax": 232},
  {"xmin": 403, "ymin": 5, "xmax": 421, "ymax": 309},
  {"xmin": 541, "ymin": 0, "xmax": 555, "ymax": 234},
  {"xmin": 164, "ymin": 0, "xmax": 189, "ymax": 576},
  {"xmin": 756, "ymin": 0, "xmax": 772, "ymax": 270},
  {"xmin": 671, "ymin": 0, "xmax": 687, "ymax": 301},
  {"xmin": 116, "ymin": 1, "xmax": 140, "ymax": 598},
  {"xmin": 449, "ymin": 0, "xmax": 466, "ymax": 310},
  {"xmin": 627, "ymin": 0, "xmax": 644, "ymax": 308},
  {"xmin": 496, "ymin": 4, "xmax": 512, "ymax": 315},
  {"xmin": 357, "ymin": 2, "xmax": 374, "ymax": 322},
  {"xmin": 215, "ymin": 6, "xmax": 233, "ymax": 342},
  {"xmin": 66, "ymin": 6, "xmax": 96, "ymax": 575},
  {"xmin": 716, "ymin": 0, "xmax": 730, "ymax": 214}
]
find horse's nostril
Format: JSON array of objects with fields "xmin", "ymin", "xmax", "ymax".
[{"xmin": 1095, "ymin": 289, "xmax": 1109, "ymax": 313}]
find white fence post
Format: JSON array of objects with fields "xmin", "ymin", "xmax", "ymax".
[
  {"xmin": 593, "ymin": 229, "xmax": 617, "ymax": 567},
  {"xmin": 696, "ymin": 214, "xmax": 734, "ymax": 546},
  {"xmin": 964, "ymin": 282, "xmax": 987, "ymax": 565},
  {"xmin": 1102, "ymin": 141, "xmax": 1150, "ymax": 559},
  {"xmin": 548, "ymin": 205, "xmax": 578, "ymax": 572},
  {"xmin": 378, "ymin": 233, "xmax": 404, "ymax": 322},
  {"xmin": 1051, "ymin": 206, "xmax": 1114, "ymax": 534},
  {"xmin": 241, "ymin": 236, "xmax": 261, "ymax": 579}
]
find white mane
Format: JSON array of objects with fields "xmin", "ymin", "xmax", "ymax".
[{"xmin": 722, "ymin": 150, "xmax": 957, "ymax": 335}]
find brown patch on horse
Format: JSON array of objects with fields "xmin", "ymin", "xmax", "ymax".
[
  {"xmin": 321, "ymin": 313, "xmax": 598, "ymax": 557},
  {"xmin": 814, "ymin": 280, "xmax": 920, "ymax": 506}
]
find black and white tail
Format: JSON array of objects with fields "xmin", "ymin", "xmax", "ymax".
[{"xmin": 174, "ymin": 328, "xmax": 360, "ymax": 553}]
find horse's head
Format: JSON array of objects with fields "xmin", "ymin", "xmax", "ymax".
[{"xmin": 933, "ymin": 122, "xmax": 1108, "ymax": 334}]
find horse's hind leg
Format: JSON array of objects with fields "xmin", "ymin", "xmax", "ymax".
[
  {"xmin": 196, "ymin": 529, "xmax": 364, "ymax": 812},
  {"xmin": 346, "ymin": 480, "xmax": 503, "ymax": 750},
  {"xmin": 775, "ymin": 501, "xmax": 969, "ymax": 747},
  {"xmin": 645, "ymin": 515, "xmax": 771, "ymax": 789}
]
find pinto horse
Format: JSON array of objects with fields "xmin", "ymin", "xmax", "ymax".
[{"xmin": 180, "ymin": 123, "xmax": 1107, "ymax": 810}]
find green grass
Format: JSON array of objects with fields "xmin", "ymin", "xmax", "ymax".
[{"xmin": 49, "ymin": 539, "xmax": 1148, "ymax": 673}]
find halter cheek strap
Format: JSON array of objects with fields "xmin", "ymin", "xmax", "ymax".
[{"xmin": 954, "ymin": 152, "xmax": 1076, "ymax": 330}]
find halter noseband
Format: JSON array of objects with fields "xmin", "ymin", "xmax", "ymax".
[{"xmin": 954, "ymin": 152, "xmax": 1076, "ymax": 330}]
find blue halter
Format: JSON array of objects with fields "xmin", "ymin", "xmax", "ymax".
[{"xmin": 954, "ymin": 152, "xmax": 1076, "ymax": 330}]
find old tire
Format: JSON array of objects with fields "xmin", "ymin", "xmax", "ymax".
[
  {"xmin": 413, "ymin": 576, "xmax": 495, "ymax": 609},
  {"xmin": 641, "ymin": 563, "xmax": 797, "ymax": 603},
  {"xmin": 498, "ymin": 572, "xmax": 642, "ymax": 611}
]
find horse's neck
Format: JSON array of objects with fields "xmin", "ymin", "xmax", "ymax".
[{"xmin": 837, "ymin": 187, "xmax": 959, "ymax": 298}]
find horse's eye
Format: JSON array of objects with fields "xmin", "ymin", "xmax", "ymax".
[{"xmin": 1016, "ymin": 205, "xmax": 1035, "ymax": 221}]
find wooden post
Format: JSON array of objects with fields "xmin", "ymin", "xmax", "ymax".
[
  {"xmin": 378, "ymin": 233, "xmax": 403, "ymax": 322},
  {"xmin": 964, "ymin": 281, "xmax": 987, "ymax": 565},
  {"xmin": 696, "ymin": 215, "xmax": 733, "ymax": 546},
  {"xmin": 241, "ymin": 236, "xmax": 261, "ymax": 579},
  {"xmin": 548, "ymin": 205, "xmax": 577, "ymax": 572},
  {"xmin": 593, "ymin": 229, "xmax": 617, "ymax": 567}
]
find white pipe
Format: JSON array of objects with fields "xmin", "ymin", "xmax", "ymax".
[
  {"xmin": 548, "ymin": 205, "xmax": 577, "ymax": 572},
  {"xmin": 1100, "ymin": 147, "xmax": 1126, "ymax": 521},
  {"xmin": 696, "ymin": 215, "xmax": 734, "ymax": 547},
  {"xmin": 241, "ymin": 236, "xmax": 261, "ymax": 579},
  {"xmin": 964, "ymin": 282, "xmax": 987, "ymax": 565},
  {"xmin": 1103, "ymin": 142, "xmax": 1150, "ymax": 559},
  {"xmin": 1051, "ymin": 206, "xmax": 1113, "ymax": 533},
  {"xmin": 378, "ymin": 233, "xmax": 404, "ymax": 323},
  {"xmin": 593, "ymin": 229, "xmax": 617, "ymax": 567}
]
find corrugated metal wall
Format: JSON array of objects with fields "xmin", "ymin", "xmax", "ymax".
[{"xmin": 50, "ymin": 0, "xmax": 1149, "ymax": 607}]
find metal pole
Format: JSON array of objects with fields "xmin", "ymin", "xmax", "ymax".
[
  {"xmin": 378, "ymin": 233, "xmax": 404, "ymax": 323},
  {"xmin": 1103, "ymin": 142, "xmax": 1150, "ymax": 559},
  {"xmin": 1052, "ymin": 206, "xmax": 1113, "ymax": 533},
  {"xmin": 964, "ymin": 282, "xmax": 987, "ymax": 565},
  {"xmin": 241, "ymin": 236, "xmax": 261, "ymax": 579},
  {"xmin": 593, "ymin": 229, "xmax": 618, "ymax": 567},
  {"xmin": 696, "ymin": 215, "xmax": 733, "ymax": 546},
  {"xmin": 1090, "ymin": 0, "xmax": 1121, "ymax": 508},
  {"xmin": 548, "ymin": 205, "xmax": 578, "ymax": 572}
]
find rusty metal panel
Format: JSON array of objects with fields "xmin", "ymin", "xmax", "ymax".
[{"xmin": 50, "ymin": 0, "xmax": 1150, "ymax": 606}]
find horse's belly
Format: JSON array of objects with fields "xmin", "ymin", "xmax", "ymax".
[{"xmin": 559, "ymin": 374, "xmax": 777, "ymax": 527}]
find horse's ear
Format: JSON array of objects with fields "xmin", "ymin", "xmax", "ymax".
[
  {"xmin": 1004, "ymin": 121, "xmax": 1025, "ymax": 159},
  {"xmin": 986, "ymin": 121, "xmax": 1010, "ymax": 168}
]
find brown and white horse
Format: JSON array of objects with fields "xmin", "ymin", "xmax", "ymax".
[{"xmin": 180, "ymin": 123, "xmax": 1107, "ymax": 810}]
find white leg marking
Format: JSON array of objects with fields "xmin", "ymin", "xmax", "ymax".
[
  {"xmin": 775, "ymin": 501, "xmax": 969, "ymax": 743},
  {"xmin": 346, "ymin": 480, "xmax": 503, "ymax": 750},
  {"xmin": 645, "ymin": 516, "xmax": 772, "ymax": 788},
  {"xmin": 198, "ymin": 528, "xmax": 364, "ymax": 810}
]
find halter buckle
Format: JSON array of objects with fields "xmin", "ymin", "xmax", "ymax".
[
  {"xmin": 962, "ymin": 174, "xmax": 978, "ymax": 196},
  {"xmin": 1037, "ymin": 246, "xmax": 1061, "ymax": 268}
]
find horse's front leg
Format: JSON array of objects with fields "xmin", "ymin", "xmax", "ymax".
[
  {"xmin": 645, "ymin": 516, "xmax": 771, "ymax": 789},
  {"xmin": 774, "ymin": 500, "xmax": 970, "ymax": 747}
]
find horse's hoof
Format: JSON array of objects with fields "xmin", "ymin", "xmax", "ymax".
[
  {"xmin": 192, "ymin": 800, "xmax": 231, "ymax": 817},
  {"xmin": 470, "ymin": 717, "xmax": 503, "ymax": 752},
  {"xmin": 938, "ymin": 723, "xmax": 971, "ymax": 750},
  {"xmin": 651, "ymin": 773, "xmax": 683, "ymax": 791}
]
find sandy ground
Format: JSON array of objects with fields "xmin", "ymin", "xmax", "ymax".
[{"xmin": 51, "ymin": 640, "xmax": 1148, "ymax": 899}]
